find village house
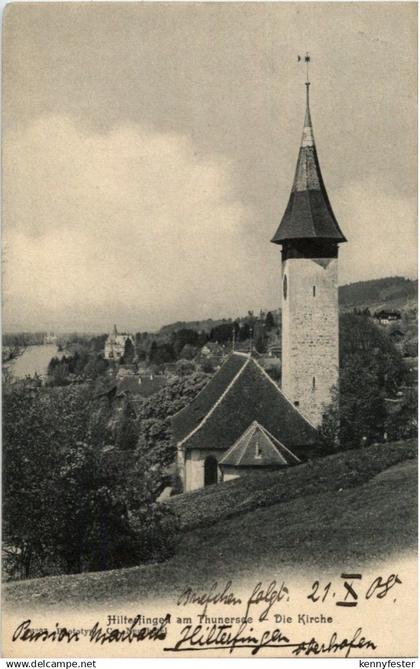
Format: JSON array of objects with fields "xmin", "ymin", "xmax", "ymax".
[
  {"xmin": 172, "ymin": 71, "xmax": 347, "ymax": 492},
  {"xmin": 200, "ymin": 342, "xmax": 225, "ymax": 357},
  {"xmin": 267, "ymin": 342, "xmax": 281, "ymax": 358},
  {"xmin": 375, "ymin": 310, "xmax": 402, "ymax": 325},
  {"xmin": 196, "ymin": 341, "xmax": 227, "ymax": 370},
  {"xmin": 44, "ymin": 332, "xmax": 58, "ymax": 345}
]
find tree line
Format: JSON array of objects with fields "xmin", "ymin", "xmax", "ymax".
[{"xmin": 45, "ymin": 311, "xmax": 278, "ymax": 385}]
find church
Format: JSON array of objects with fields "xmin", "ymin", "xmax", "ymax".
[{"xmin": 173, "ymin": 74, "xmax": 347, "ymax": 492}]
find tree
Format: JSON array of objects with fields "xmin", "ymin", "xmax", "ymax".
[
  {"xmin": 135, "ymin": 372, "xmax": 210, "ymax": 468},
  {"xmin": 84, "ymin": 354, "xmax": 109, "ymax": 380},
  {"xmin": 179, "ymin": 343, "xmax": 198, "ymax": 360},
  {"xmin": 340, "ymin": 355, "xmax": 387, "ymax": 447},
  {"xmin": 384, "ymin": 388, "xmax": 418, "ymax": 441},
  {"xmin": 3, "ymin": 382, "xmax": 179, "ymax": 578},
  {"xmin": 3, "ymin": 384, "xmax": 92, "ymax": 576},
  {"xmin": 201, "ymin": 359, "xmax": 215, "ymax": 374},
  {"xmin": 209, "ymin": 323, "xmax": 233, "ymax": 344},
  {"xmin": 149, "ymin": 342, "xmax": 175, "ymax": 365},
  {"xmin": 320, "ymin": 313, "xmax": 408, "ymax": 450},
  {"xmin": 175, "ymin": 359, "xmax": 196, "ymax": 376},
  {"xmin": 90, "ymin": 334, "xmax": 108, "ymax": 353},
  {"xmin": 197, "ymin": 331, "xmax": 209, "ymax": 347},
  {"xmin": 113, "ymin": 398, "xmax": 138, "ymax": 450},
  {"xmin": 123, "ymin": 337, "xmax": 135, "ymax": 364},
  {"xmin": 265, "ymin": 311, "xmax": 275, "ymax": 331},
  {"xmin": 172, "ymin": 329, "xmax": 199, "ymax": 357},
  {"xmin": 239, "ymin": 323, "xmax": 250, "ymax": 341}
]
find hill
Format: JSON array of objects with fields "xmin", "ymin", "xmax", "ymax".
[
  {"xmin": 4, "ymin": 439, "xmax": 417, "ymax": 610},
  {"xmin": 159, "ymin": 317, "xmax": 234, "ymax": 336},
  {"xmin": 156, "ymin": 277, "xmax": 417, "ymax": 337},
  {"xmin": 339, "ymin": 276, "xmax": 417, "ymax": 312}
]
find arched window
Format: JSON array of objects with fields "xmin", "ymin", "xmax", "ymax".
[
  {"xmin": 283, "ymin": 274, "xmax": 288, "ymax": 300},
  {"xmin": 204, "ymin": 456, "xmax": 218, "ymax": 486}
]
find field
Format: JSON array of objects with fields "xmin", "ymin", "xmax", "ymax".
[{"xmin": 4, "ymin": 440, "xmax": 417, "ymax": 610}]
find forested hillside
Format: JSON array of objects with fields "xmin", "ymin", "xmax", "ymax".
[{"xmin": 339, "ymin": 276, "xmax": 417, "ymax": 310}]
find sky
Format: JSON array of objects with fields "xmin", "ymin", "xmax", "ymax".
[{"xmin": 3, "ymin": 1, "xmax": 417, "ymax": 333}]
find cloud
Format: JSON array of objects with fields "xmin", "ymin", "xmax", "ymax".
[
  {"xmin": 335, "ymin": 181, "xmax": 417, "ymax": 285},
  {"xmin": 3, "ymin": 117, "xmax": 256, "ymax": 331},
  {"xmin": 3, "ymin": 116, "xmax": 417, "ymax": 333}
]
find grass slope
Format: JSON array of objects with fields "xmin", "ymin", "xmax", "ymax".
[
  {"xmin": 4, "ymin": 441, "xmax": 417, "ymax": 610},
  {"xmin": 169, "ymin": 440, "xmax": 417, "ymax": 531}
]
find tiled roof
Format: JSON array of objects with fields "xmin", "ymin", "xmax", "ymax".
[
  {"xmin": 272, "ymin": 85, "xmax": 346, "ymax": 244},
  {"xmin": 172, "ymin": 353, "xmax": 248, "ymax": 443},
  {"xmin": 172, "ymin": 352, "xmax": 319, "ymax": 458},
  {"xmin": 219, "ymin": 421, "xmax": 301, "ymax": 467}
]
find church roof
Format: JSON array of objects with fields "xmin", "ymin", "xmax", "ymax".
[
  {"xmin": 271, "ymin": 84, "xmax": 346, "ymax": 245},
  {"xmin": 172, "ymin": 352, "xmax": 319, "ymax": 458},
  {"xmin": 219, "ymin": 420, "xmax": 301, "ymax": 467}
]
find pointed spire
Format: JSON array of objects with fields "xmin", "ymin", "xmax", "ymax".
[
  {"xmin": 302, "ymin": 83, "xmax": 314, "ymax": 148},
  {"xmin": 271, "ymin": 74, "xmax": 346, "ymax": 245}
]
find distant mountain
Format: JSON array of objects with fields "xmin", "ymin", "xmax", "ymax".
[
  {"xmin": 339, "ymin": 277, "xmax": 417, "ymax": 312},
  {"xmin": 159, "ymin": 317, "xmax": 234, "ymax": 336}
]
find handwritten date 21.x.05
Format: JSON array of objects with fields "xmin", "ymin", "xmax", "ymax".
[{"xmin": 307, "ymin": 573, "xmax": 402, "ymax": 606}]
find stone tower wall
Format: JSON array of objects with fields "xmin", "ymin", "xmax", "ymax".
[{"xmin": 281, "ymin": 256, "xmax": 338, "ymax": 427}]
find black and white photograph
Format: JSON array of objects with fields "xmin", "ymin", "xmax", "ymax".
[{"xmin": 2, "ymin": 1, "xmax": 417, "ymax": 659}]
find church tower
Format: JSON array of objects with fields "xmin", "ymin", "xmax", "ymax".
[{"xmin": 271, "ymin": 73, "xmax": 346, "ymax": 427}]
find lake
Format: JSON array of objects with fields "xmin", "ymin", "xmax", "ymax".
[{"xmin": 8, "ymin": 344, "xmax": 65, "ymax": 379}]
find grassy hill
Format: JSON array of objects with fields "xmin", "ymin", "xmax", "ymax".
[
  {"xmin": 168, "ymin": 439, "xmax": 417, "ymax": 531},
  {"xmin": 4, "ymin": 439, "xmax": 417, "ymax": 610}
]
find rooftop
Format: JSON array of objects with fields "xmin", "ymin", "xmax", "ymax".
[
  {"xmin": 172, "ymin": 352, "xmax": 319, "ymax": 458},
  {"xmin": 271, "ymin": 83, "xmax": 346, "ymax": 245},
  {"xmin": 219, "ymin": 420, "xmax": 301, "ymax": 467}
]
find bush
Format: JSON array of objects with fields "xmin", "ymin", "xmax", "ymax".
[{"xmin": 175, "ymin": 359, "xmax": 196, "ymax": 376}]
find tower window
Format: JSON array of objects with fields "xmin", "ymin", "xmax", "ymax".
[
  {"xmin": 313, "ymin": 285, "xmax": 316, "ymax": 297},
  {"xmin": 283, "ymin": 274, "xmax": 288, "ymax": 300},
  {"xmin": 294, "ymin": 400, "xmax": 300, "ymax": 407},
  {"xmin": 255, "ymin": 442, "xmax": 262, "ymax": 459},
  {"xmin": 312, "ymin": 376, "xmax": 316, "ymax": 390}
]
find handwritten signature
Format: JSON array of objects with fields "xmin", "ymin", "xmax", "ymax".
[
  {"xmin": 164, "ymin": 622, "xmax": 376, "ymax": 656},
  {"xmin": 178, "ymin": 580, "xmax": 289, "ymax": 621},
  {"xmin": 12, "ymin": 616, "xmax": 170, "ymax": 645}
]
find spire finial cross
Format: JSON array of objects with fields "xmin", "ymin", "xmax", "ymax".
[{"xmin": 297, "ymin": 52, "xmax": 311, "ymax": 86}]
